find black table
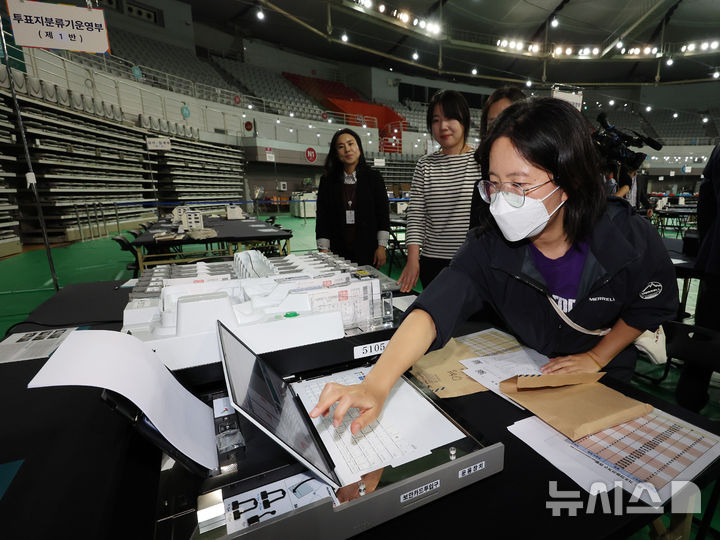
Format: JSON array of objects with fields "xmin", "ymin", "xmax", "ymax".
[
  {"xmin": 132, "ymin": 217, "xmax": 292, "ymax": 271},
  {"xmin": 656, "ymin": 207, "xmax": 698, "ymax": 238},
  {"xmin": 2, "ymin": 283, "xmax": 719, "ymax": 539},
  {"xmin": 0, "ymin": 282, "xmax": 161, "ymax": 540}
]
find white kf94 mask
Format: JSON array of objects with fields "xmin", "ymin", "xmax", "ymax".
[{"xmin": 489, "ymin": 185, "xmax": 565, "ymax": 242}]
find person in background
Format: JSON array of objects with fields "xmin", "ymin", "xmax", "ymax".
[
  {"xmin": 469, "ymin": 86, "xmax": 527, "ymax": 230},
  {"xmin": 316, "ymin": 128, "xmax": 390, "ymax": 267},
  {"xmin": 311, "ymin": 98, "xmax": 678, "ymax": 434},
  {"xmin": 601, "ymin": 160, "xmax": 619, "ymax": 196},
  {"xmin": 675, "ymin": 141, "xmax": 720, "ymax": 412},
  {"xmin": 398, "ymin": 90, "xmax": 479, "ymax": 292},
  {"xmin": 616, "ymin": 166, "xmax": 654, "ymax": 217}
]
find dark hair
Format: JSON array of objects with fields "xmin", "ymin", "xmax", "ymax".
[
  {"xmin": 324, "ymin": 128, "xmax": 368, "ymax": 178},
  {"xmin": 426, "ymin": 90, "xmax": 471, "ymax": 144},
  {"xmin": 480, "ymin": 86, "xmax": 526, "ymax": 137},
  {"xmin": 476, "ymin": 97, "xmax": 606, "ymax": 243}
]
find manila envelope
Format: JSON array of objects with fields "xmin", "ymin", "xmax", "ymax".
[
  {"xmin": 410, "ymin": 338, "xmax": 488, "ymax": 398},
  {"xmin": 499, "ymin": 373, "xmax": 653, "ymax": 441}
]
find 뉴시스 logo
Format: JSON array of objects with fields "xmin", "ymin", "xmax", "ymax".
[
  {"xmin": 639, "ymin": 281, "xmax": 663, "ymax": 300},
  {"xmin": 545, "ymin": 480, "xmax": 701, "ymax": 517}
]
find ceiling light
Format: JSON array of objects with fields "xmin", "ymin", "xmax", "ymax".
[
  {"xmin": 643, "ymin": 47, "xmax": 651, "ymax": 54},
  {"xmin": 651, "ymin": 47, "xmax": 658, "ymax": 54},
  {"xmin": 701, "ymin": 42, "xmax": 709, "ymax": 50},
  {"xmin": 501, "ymin": 39, "xmax": 508, "ymax": 47},
  {"xmin": 289, "ymin": 112, "xmax": 294, "ymax": 117},
  {"xmin": 399, "ymin": 12, "xmax": 409, "ymax": 23},
  {"xmin": 509, "ymin": 41, "xmax": 516, "ymax": 49},
  {"xmin": 516, "ymin": 41, "xmax": 523, "ymax": 50},
  {"xmin": 412, "ymin": 51, "xmax": 419, "ymax": 60},
  {"xmin": 532, "ymin": 43, "xmax": 540, "ymax": 53},
  {"xmin": 673, "ymin": 112, "xmax": 678, "ymax": 118},
  {"xmin": 551, "ymin": 17, "xmax": 558, "ymax": 28},
  {"xmin": 378, "ymin": 4, "xmax": 385, "ymax": 13},
  {"xmin": 592, "ymin": 47, "xmax": 599, "ymax": 55},
  {"xmin": 646, "ymin": 106, "xmax": 652, "ymax": 112},
  {"xmin": 256, "ymin": 9, "xmax": 264, "ymax": 20},
  {"xmin": 419, "ymin": 20, "xmax": 426, "ymax": 29},
  {"xmin": 565, "ymin": 47, "xmax": 572, "ymax": 55},
  {"xmin": 616, "ymin": 41, "xmax": 623, "ymax": 49},
  {"xmin": 413, "ymin": 18, "xmax": 418, "ymax": 26},
  {"xmin": 687, "ymin": 43, "xmax": 696, "ymax": 51},
  {"xmin": 702, "ymin": 117, "xmax": 709, "ymax": 123},
  {"xmin": 681, "ymin": 45, "xmax": 687, "ymax": 52},
  {"xmin": 666, "ymin": 58, "xmax": 674, "ymax": 66},
  {"xmin": 471, "ymin": 68, "xmax": 477, "ymax": 75},
  {"xmin": 341, "ymin": 33, "xmax": 348, "ymax": 42},
  {"xmin": 525, "ymin": 79, "xmax": 532, "ymax": 87},
  {"xmin": 621, "ymin": 48, "xmax": 626, "ymax": 54},
  {"xmin": 555, "ymin": 46, "xmax": 563, "ymax": 55},
  {"xmin": 609, "ymin": 100, "xmax": 615, "ymax": 106},
  {"xmin": 714, "ymin": 71, "xmax": 720, "ymax": 79},
  {"xmin": 712, "ymin": 41, "xmax": 719, "ymax": 49}
]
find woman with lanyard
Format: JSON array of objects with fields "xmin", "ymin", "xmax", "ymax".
[
  {"xmin": 310, "ymin": 98, "xmax": 678, "ymax": 435},
  {"xmin": 398, "ymin": 90, "xmax": 480, "ymax": 292},
  {"xmin": 316, "ymin": 128, "xmax": 390, "ymax": 267}
]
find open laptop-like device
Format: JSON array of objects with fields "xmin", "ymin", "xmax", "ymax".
[{"xmin": 216, "ymin": 320, "xmax": 505, "ymax": 536}]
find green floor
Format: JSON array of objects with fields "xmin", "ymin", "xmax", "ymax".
[{"xmin": 1, "ymin": 214, "xmax": 718, "ymax": 536}]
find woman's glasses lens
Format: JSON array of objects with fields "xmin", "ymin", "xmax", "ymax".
[{"xmin": 479, "ymin": 181, "xmax": 525, "ymax": 207}]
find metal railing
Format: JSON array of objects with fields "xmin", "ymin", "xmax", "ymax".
[{"xmin": 2, "ymin": 31, "xmax": 380, "ymax": 137}]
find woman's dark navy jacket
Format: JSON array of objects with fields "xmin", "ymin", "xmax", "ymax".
[
  {"xmin": 408, "ymin": 198, "xmax": 679, "ymax": 382},
  {"xmin": 315, "ymin": 166, "xmax": 390, "ymax": 266}
]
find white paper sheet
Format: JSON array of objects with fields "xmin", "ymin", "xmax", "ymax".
[
  {"xmin": 391, "ymin": 294, "xmax": 417, "ymax": 312},
  {"xmin": 461, "ymin": 347, "xmax": 548, "ymax": 408},
  {"xmin": 508, "ymin": 412, "xmax": 720, "ymax": 506},
  {"xmin": 293, "ymin": 366, "xmax": 464, "ymax": 486},
  {"xmin": 28, "ymin": 330, "xmax": 218, "ymax": 470},
  {"xmin": 0, "ymin": 328, "xmax": 76, "ymax": 364}
]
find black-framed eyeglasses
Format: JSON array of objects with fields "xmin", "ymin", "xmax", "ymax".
[{"xmin": 478, "ymin": 179, "xmax": 554, "ymax": 208}]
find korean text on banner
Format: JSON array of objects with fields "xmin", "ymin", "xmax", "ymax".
[{"xmin": 7, "ymin": 0, "xmax": 110, "ymax": 54}]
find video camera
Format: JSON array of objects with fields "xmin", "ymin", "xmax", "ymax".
[{"xmin": 592, "ymin": 112, "xmax": 663, "ymax": 172}]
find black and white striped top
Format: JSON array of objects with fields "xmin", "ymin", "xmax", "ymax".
[{"xmin": 406, "ymin": 150, "xmax": 480, "ymax": 259}]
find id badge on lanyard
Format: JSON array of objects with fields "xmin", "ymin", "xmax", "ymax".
[{"xmin": 346, "ymin": 210, "xmax": 355, "ymax": 224}]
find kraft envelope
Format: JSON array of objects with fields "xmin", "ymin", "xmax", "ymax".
[
  {"xmin": 411, "ymin": 338, "xmax": 488, "ymax": 398},
  {"xmin": 499, "ymin": 373, "xmax": 653, "ymax": 441}
]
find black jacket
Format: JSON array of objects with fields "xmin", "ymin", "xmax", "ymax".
[
  {"xmin": 696, "ymin": 142, "xmax": 720, "ymax": 276},
  {"xmin": 315, "ymin": 166, "xmax": 390, "ymax": 266},
  {"xmin": 410, "ymin": 198, "xmax": 679, "ymax": 381}
]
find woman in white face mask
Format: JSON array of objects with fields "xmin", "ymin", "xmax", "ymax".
[{"xmin": 310, "ymin": 98, "xmax": 678, "ymax": 438}]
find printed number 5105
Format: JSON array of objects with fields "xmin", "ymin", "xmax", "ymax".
[{"xmin": 354, "ymin": 340, "xmax": 389, "ymax": 359}]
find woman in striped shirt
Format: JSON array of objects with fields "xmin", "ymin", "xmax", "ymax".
[{"xmin": 398, "ymin": 90, "xmax": 480, "ymax": 292}]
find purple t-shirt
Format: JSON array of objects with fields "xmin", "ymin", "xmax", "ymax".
[{"xmin": 529, "ymin": 241, "xmax": 589, "ymax": 313}]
